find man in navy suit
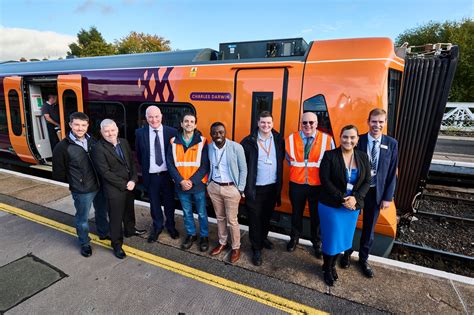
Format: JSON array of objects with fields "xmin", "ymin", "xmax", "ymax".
[
  {"xmin": 135, "ymin": 106, "xmax": 180, "ymax": 242},
  {"xmin": 340, "ymin": 108, "xmax": 398, "ymax": 278}
]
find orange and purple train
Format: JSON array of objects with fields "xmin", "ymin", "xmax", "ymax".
[{"xmin": 0, "ymin": 37, "xmax": 407, "ymax": 256}]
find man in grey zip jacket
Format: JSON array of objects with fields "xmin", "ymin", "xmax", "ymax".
[{"xmin": 207, "ymin": 122, "xmax": 247, "ymax": 263}]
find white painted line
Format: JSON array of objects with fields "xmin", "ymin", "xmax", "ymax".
[
  {"xmin": 1, "ymin": 167, "xmax": 472, "ymax": 285},
  {"xmin": 367, "ymin": 253, "xmax": 474, "ymax": 285},
  {"xmin": 431, "ymin": 159, "xmax": 455, "ymax": 166},
  {"xmin": 454, "ymin": 161, "xmax": 474, "ymax": 168}
]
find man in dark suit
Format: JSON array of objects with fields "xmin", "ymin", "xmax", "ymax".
[
  {"xmin": 340, "ymin": 108, "xmax": 398, "ymax": 278},
  {"xmin": 92, "ymin": 119, "xmax": 146, "ymax": 259},
  {"xmin": 135, "ymin": 105, "xmax": 179, "ymax": 242}
]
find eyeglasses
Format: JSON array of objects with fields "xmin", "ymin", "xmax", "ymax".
[{"xmin": 302, "ymin": 121, "xmax": 316, "ymax": 126}]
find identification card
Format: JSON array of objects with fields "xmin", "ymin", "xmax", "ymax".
[
  {"xmin": 371, "ymin": 169, "xmax": 377, "ymax": 177},
  {"xmin": 346, "ymin": 183, "xmax": 354, "ymax": 191},
  {"xmin": 264, "ymin": 158, "xmax": 273, "ymax": 165},
  {"xmin": 380, "ymin": 144, "xmax": 388, "ymax": 149}
]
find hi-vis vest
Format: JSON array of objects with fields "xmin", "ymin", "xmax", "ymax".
[
  {"xmin": 285, "ymin": 131, "xmax": 333, "ymax": 185},
  {"xmin": 171, "ymin": 136, "xmax": 208, "ymax": 184}
]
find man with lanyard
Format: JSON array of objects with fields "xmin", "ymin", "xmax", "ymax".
[
  {"xmin": 241, "ymin": 111, "xmax": 285, "ymax": 266},
  {"xmin": 52, "ymin": 112, "xmax": 109, "ymax": 257},
  {"xmin": 207, "ymin": 122, "xmax": 247, "ymax": 263},
  {"xmin": 285, "ymin": 112, "xmax": 334, "ymax": 258},
  {"xmin": 92, "ymin": 119, "xmax": 145, "ymax": 259},
  {"xmin": 167, "ymin": 112, "xmax": 210, "ymax": 252},
  {"xmin": 340, "ymin": 108, "xmax": 398, "ymax": 278},
  {"xmin": 42, "ymin": 94, "xmax": 61, "ymax": 150}
]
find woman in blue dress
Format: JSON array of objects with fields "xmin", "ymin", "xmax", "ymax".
[{"xmin": 318, "ymin": 125, "xmax": 371, "ymax": 286}]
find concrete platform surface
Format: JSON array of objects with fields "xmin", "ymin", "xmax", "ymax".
[{"xmin": 0, "ymin": 169, "xmax": 472, "ymax": 314}]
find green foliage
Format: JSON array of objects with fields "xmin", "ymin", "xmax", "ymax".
[
  {"xmin": 67, "ymin": 26, "xmax": 116, "ymax": 57},
  {"xmin": 68, "ymin": 27, "xmax": 172, "ymax": 58},
  {"xmin": 115, "ymin": 32, "xmax": 171, "ymax": 54},
  {"xmin": 396, "ymin": 19, "xmax": 474, "ymax": 102}
]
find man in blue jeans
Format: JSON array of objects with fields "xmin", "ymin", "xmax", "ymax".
[
  {"xmin": 53, "ymin": 112, "xmax": 109, "ymax": 257},
  {"xmin": 167, "ymin": 112, "xmax": 210, "ymax": 251}
]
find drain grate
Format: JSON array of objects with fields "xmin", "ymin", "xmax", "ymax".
[{"xmin": 0, "ymin": 254, "xmax": 68, "ymax": 313}]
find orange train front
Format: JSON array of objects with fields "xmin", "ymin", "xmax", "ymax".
[{"xmin": 0, "ymin": 37, "xmax": 405, "ymax": 256}]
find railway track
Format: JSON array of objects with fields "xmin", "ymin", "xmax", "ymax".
[{"xmin": 391, "ymin": 241, "xmax": 474, "ymax": 278}]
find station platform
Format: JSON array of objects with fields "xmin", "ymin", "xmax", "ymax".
[{"xmin": 0, "ymin": 169, "xmax": 472, "ymax": 314}]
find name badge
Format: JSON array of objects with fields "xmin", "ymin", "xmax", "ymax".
[
  {"xmin": 371, "ymin": 170, "xmax": 377, "ymax": 177},
  {"xmin": 380, "ymin": 144, "xmax": 388, "ymax": 149},
  {"xmin": 346, "ymin": 183, "xmax": 354, "ymax": 191},
  {"xmin": 264, "ymin": 158, "xmax": 273, "ymax": 165}
]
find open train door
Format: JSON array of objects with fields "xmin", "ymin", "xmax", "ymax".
[
  {"xmin": 3, "ymin": 76, "xmax": 36, "ymax": 163},
  {"xmin": 57, "ymin": 74, "xmax": 84, "ymax": 139}
]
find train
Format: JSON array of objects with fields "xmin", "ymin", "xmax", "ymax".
[{"xmin": 0, "ymin": 37, "xmax": 458, "ymax": 257}]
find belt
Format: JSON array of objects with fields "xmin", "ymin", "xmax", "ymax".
[
  {"xmin": 214, "ymin": 181, "xmax": 234, "ymax": 186},
  {"xmin": 150, "ymin": 171, "xmax": 168, "ymax": 176}
]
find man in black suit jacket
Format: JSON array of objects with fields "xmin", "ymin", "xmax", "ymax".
[
  {"xmin": 92, "ymin": 119, "xmax": 145, "ymax": 259},
  {"xmin": 341, "ymin": 108, "xmax": 398, "ymax": 278},
  {"xmin": 135, "ymin": 106, "xmax": 179, "ymax": 242}
]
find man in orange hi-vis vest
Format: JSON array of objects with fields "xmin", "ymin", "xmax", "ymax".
[
  {"xmin": 285, "ymin": 112, "xmax": 335, "ymax": 258},
  {"xmin": 167, "ymin": 111, "xmax": 210, "ymax": 252}
]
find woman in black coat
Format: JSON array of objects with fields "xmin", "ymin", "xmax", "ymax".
[{"xmin": 318, "ymin": 125, "xmax": 371, "ymax": 286}]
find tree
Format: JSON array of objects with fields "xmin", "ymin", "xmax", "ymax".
[
  {"xmin": 396, "ymin": 19, "xmax": 474, "ymax": 102},
  {"xmin": 68, "ymin": 26, "xmax": 115, "ymax": 57},
  {"xmin": 115, "ymin": 31, "xmax": 171, "ymax": 54}
]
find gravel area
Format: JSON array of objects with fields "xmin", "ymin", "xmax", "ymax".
[
  {"xmin": 418, "ymin": 199, "xmax": 474, "ymax": 219},
  {"xmin": 390, "ymin": 198, "xmax": 474, "ymax": 277}
]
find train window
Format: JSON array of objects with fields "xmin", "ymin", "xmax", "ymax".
[
  {"xmin": 251, "ymin": 92, "xmax": 273, "ymax": 132},
  {"xmin": 303, "ymin": 94, "xmax": 332, "ymax": 135},
  {"xmin": 8, "ymin": 90, "xmax": 22, "ymax": 136},
  {"xmin": 388, "ymin": 69, "xmax": 402, "ymax": 136},
  {"xmin": 87, "ymin": 102, "xmax": 126, "ymax": 139},
  {"xmin": 0, "ymin": 98, "xmax": 7, "ymax": 135},
  {"xmin": 62, "ymin": 89, "xmax": 78, "ymax": 135},
  {"xmin": 138, "ymin": 103, "xmax": 195, "ymax": 130}
]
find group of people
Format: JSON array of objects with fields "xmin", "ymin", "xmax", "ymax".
[{"xmin": 52, "ymin": 105, "xmax": 397, "ymax": 287}]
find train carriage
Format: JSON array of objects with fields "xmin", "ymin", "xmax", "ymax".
[{"xmin": 1, "ymin": 36, "xmax": 454, "ymax": 257}]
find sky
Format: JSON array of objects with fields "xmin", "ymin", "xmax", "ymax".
[{"xmin": 0, "ymin": 0, "xmax": 472, "ymax": 60}]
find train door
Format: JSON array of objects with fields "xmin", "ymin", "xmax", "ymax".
[
  {"xmin": 3, "ymin": 76, "xmax": 36, "ymax": 163},
  {"xmin": 57, "ymin": 74, "xmax": 83, "ymax": 139},
  {"xmin": 233, "ymin": 68, "xmax": 288, "ymax": 141}
]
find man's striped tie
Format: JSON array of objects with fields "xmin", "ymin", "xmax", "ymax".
[{"xmin": 370, "ymin": 140, "xmax": 377, "ymax": 186}]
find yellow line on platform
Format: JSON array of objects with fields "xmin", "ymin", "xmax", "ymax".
[{"xmin": 0, "ymin": 202, "xmax": 326, "ymax": 315}]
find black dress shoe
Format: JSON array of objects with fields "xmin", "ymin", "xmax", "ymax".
[
  {"xmin": 286, "ymin": 238, "xmax": 298, "ymax": 252},
  {"xmin": 199, "ymin": 237, "xmax": 209, "ymax": 252},
  {"xmin": 147, "ymin": 229, "xmax": 162, "ymax": 243},
  {"xmin": 168, "ymin": 229, "xmax": 180, "ymax": 240},
  {"xmin": 125, "ymin": 229, "xmax": 147, "ymax": 238},
  {"xmin": 252, "ymin": 249, "xmax": 262, "ymax": 266},
  {"xmin": 359, "ymin": 260, "xmax": 374, "ymax": 278},
  {"xmin": 181, "ymin": 235, "xmax": 197, "ymax": 250},
  {"xmin": 313, "ymin": 246, "xmax": 322, "ymax": 259},
  {"xmin": 340, "ymin": 253, "xmax": 351, "ymax": 269},
  {"xmin": 113, "ymin": 247, "xmax": 126, "ymax": 259},
  {"xmin": 99, "ymin": 235, "xmax": 110, "ymax": 241},
  {"xmin": 262, "ymin": 239, "xmax": 274, "ymax": 250},
  {"xmin": 80, "ymin": 245, "xmax": 92, "ymax": 257}
]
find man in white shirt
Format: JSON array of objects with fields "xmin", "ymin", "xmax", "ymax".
[{"xmin": 135, "ymin": 106, "xmax": 180, "ymax": 242}]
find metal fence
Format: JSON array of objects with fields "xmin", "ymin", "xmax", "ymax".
[{"xmin": 441, "ymin": 102, "xmax": 474, "ymax": 131}]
